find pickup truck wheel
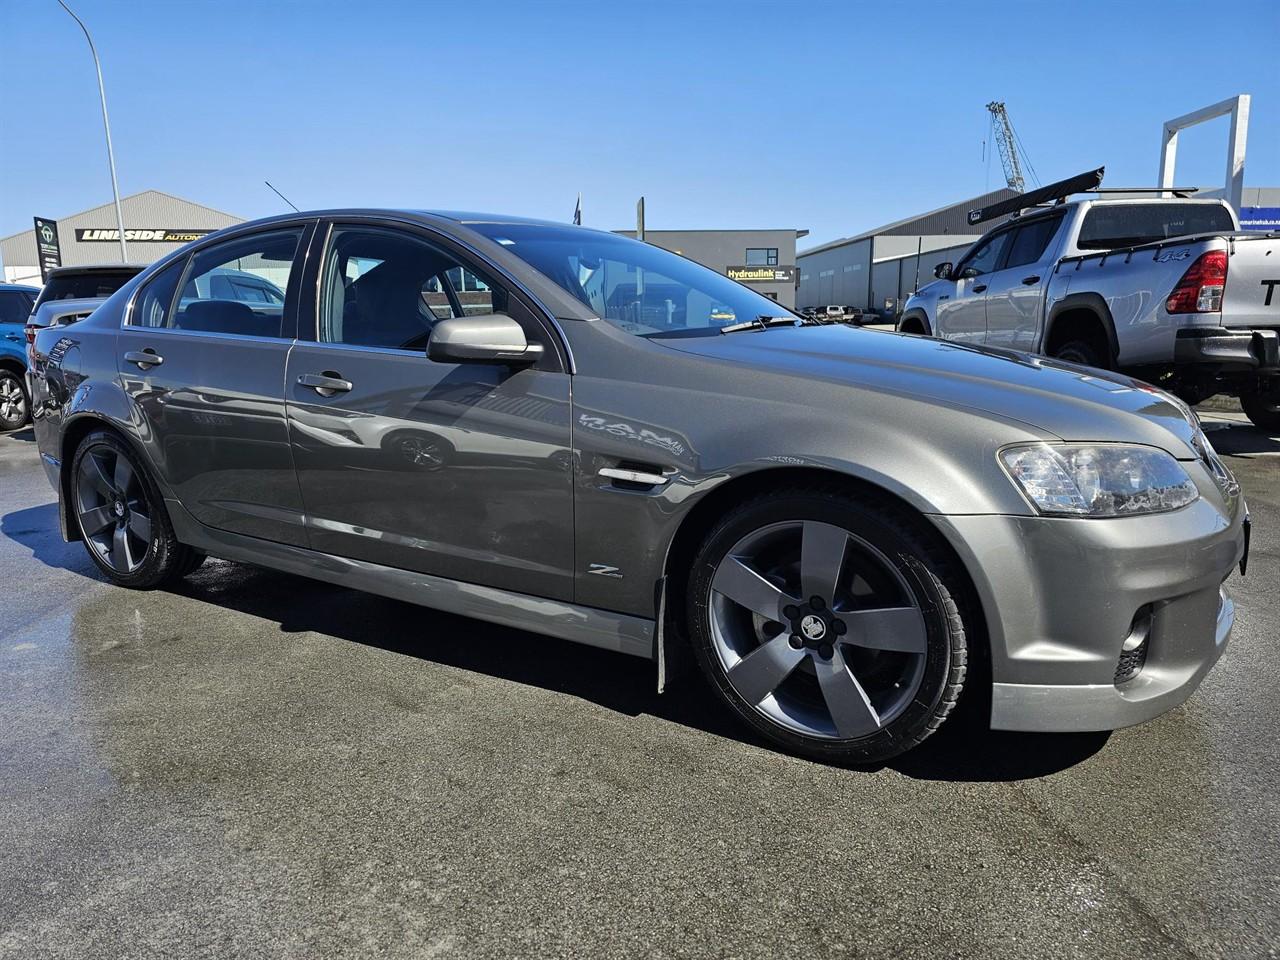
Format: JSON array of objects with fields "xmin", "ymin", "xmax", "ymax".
[
  {"xmin": 686, "ymin": 488, "xmax": 968, "ymax": 765},
  {"xmin": 0, "ymin": 370, "xmax": 29, "ymax": 431},
  {"xmin": 1051, "ymin": 339, "xmax": 1106, "ymax": 369},
  {"xmin": 1241, "ymin": 386, "xmax": 1280, "ymax": 431}
]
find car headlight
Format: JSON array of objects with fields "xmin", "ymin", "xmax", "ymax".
[{"xmin": 999, "ymin": 443, "xmax": 1199, "ymax": 517}]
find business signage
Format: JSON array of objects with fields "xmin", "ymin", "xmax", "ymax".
[
  {"xmin": 726, "ymin": 265, "xmax": 798, "ymax": 285},
  {"xmin": 1239, "ymin": 207, "xmax": 1280, "ymax": 232},
  {"xmin": 74, "ymin": 228, "xmax": 214, "ymax": 243},
  {"xmin": 33, "ymin": 217, "xmax": 62, "ymax": 282}
]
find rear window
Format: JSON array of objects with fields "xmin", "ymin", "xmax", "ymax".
[
  {"xmin": 1077, "ymin": 203, "xmax": 1236, "ymax": 250},
  {"xmin": 33, "ymin": 269, "xmax": 141, "ymax": 308}
]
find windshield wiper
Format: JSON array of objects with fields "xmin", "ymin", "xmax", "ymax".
[{"xmin": 720, "ymin": 316, "xmax": 800, "ymax": 334}]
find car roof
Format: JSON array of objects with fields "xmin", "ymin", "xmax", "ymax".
[{"xmin": 0, "ymin": 283, "xmax": 40, "ymax": 293}]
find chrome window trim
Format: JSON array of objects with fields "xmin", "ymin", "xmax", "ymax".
[{"xmin": 116, "ymin": 325, "xmax": 294, "ymax": 347}]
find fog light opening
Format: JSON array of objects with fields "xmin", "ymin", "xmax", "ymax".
[{"xmin": 1115, "ymin": 607, "xmax": 1153, "ymax": 685}]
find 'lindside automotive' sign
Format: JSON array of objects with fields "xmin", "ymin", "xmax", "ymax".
[{"xmin": 75, "ymin": 228, "xmax": 214, "ymax": 243}]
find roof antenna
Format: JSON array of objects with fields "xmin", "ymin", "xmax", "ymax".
[{"xmin": 264, "ymin": 180, "xmax": 300, "ymax": 213}]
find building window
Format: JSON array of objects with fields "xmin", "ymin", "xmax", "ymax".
[{"xmin": 745, "ymin": 247, "xmax": 778, "ymax": 266}]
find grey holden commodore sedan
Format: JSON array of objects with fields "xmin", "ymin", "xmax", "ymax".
[{"xmin": 28, "ymin": 210, "xmax": 1249, "ymax": 763}]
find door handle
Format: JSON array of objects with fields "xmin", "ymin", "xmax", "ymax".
[
  {"xmin": 1022, "ymin": 275, "xmax": 1041, "ymax": 285},
  {"xmin": 4, "ymin": 333, "xmax": 21, "ymax": 342},
  {"xmin": 124, "ymin": 349, "xmax": 163, "ymax": 368},
  {"xmin": 297, "ymin": 372, "xmax": 353, "ymax": 397},
  {"xmin": 971, "ymin": 284, "xmax": 988, "ymax": 293}
]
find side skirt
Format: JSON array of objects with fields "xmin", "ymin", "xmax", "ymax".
[{"xmin": 166, "ymin": 500, "xmax": 655, "ymax": 659}]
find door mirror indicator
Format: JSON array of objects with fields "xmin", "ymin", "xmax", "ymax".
[
  {"xmin": 427, "ymin": 314, "xmax": 544, "ymax": 365},
  {"xmin": 934, "ymin": 262, "xmax": 953, "ymax": 280}
]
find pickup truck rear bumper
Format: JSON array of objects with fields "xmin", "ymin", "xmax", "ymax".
[{"xmin": 1175, "ymin": 327, "xmax": 1280, "ymax": 369}]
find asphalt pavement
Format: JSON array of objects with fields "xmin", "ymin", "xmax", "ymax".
[{"xmin": 1, "ymin": 414, "xmax": 1277, "ymax": 960}]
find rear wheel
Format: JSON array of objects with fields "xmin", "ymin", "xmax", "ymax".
[
  {"xmin": 686, "ymin": 487, "xmax": 968, "ymax": 764},
  {"xmin": 71, "ymin": 430, "xmax": 204, "ymax": 587},
  {"xmin": 1050, "ymin": 338, "xmax": 1107, "ymax": 369},
  {"xmin": 0, "ymin": 369, "xmax": 29, "ymax": 431},
  {"xmin": 1241, "ymin": 385, "xmax": 1280, "ymax": 431}
]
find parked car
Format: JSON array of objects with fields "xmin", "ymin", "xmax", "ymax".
[
  {"xmin": 900, "ymin": 191, "xmax": 1280, "ymax": 427},
  {"xmin": 30, "ymin": 210, "xmax": 1247, "ymax": 764},
  {"xmin": 0, "ymin": 283, "xmax": 39, "ymax": 430},
  {"xmin": 25, "ymin": 264, "xmax": 145, "ymax": 345}
]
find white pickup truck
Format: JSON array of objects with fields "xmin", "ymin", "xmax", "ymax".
[{"xmin": 900, "ymin": 188, "xmax": 1280, "ymax": 428}]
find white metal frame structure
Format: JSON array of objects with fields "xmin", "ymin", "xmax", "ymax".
[{"xmin": 1158, "ymin": 95, "xmax": 1251, "ymax": 211}]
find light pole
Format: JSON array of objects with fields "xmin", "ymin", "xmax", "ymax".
[{"xmin": 57, "ymin": 0, "xmax": 128, "ymax": 263}]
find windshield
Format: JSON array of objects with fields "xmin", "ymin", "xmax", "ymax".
[
  {"xmin": 33, "ymin": 269, "xmax": 141, "ymax": 309},
  {"xmin": 469, "ymin": 223, "xmax": 794, "ymax": 336},
  {"xmin": 1077, "ymin": 203, "xmax": 1236, "ymax": 250}
]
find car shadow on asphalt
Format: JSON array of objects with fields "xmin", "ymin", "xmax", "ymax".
[
  {"xmin": 1, "ymin": 428, "xmax": 37, "ymax": 443},
  {"xmin": 3, "ymin": 501, "xmax": 1109, "ymax": 783},
  {"xmin": 1201, "ymin": 422, "xmax": 1280, "ymax": 456}
]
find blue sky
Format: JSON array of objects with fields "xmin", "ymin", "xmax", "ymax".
[{"xmin": 1, "ymin": 0, "xmax": 1276, "ymax": 249}]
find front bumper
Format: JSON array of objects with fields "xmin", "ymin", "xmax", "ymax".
[
  {"xmin": 933, "ymin": 476, "xmax": 1247, "ymax": 733},
  {"xmin": 1174, "ymin": 327, "xmax": 1280, "ymax": 370}
]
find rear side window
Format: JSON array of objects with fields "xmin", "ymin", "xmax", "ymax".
[
  {"xmin": 131, "ymin": 259, "xmax": 186, "ymax": 328},
  {"xmin": 33, "ymin": 270, "xmax": 139, "ymax": 308},
  {"xmin": 1077, "ymin": 203, "xmax": 1236, "ymax": 250},
  {"xmin": 171, "ymin": 229, "xmax": 301, "ymax": 337},
  {"xmin": 1004, "ymin": 216, "xmax": 1063, "ymax": 269}
]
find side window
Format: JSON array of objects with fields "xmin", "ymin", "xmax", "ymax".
[
  {"xmin": 1004, "ymin": 217, "xmax": 1063, "ymax": 270},
  {"xmin": 320, "ymin": 227, "xmax": 507, "ymax": 351},
  {"xmin": 0, "ymin": 291, "xmax": 31, "ymax": 324},
  {"xmin": 131, "ymin": 258, "xmax": 187, "ymax": 328},
  {"xmin": 958, "ymin": 231, "xmax": 1012, "ymax": 279},
  {"xmin": 172, "ymin": 228, "xmax": 301, "ymax": 337}
]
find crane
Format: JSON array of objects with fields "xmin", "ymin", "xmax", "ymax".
[{"xmin": 986, "ymin": 101, "xmax": 1028, "ymax": 193}]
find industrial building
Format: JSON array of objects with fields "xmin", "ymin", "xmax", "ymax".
[
  {"xmin": 796, "ymin": 187, "xmax": 1018, "ymax": 319},
  {"xmin": 615, "ymin": 228, "xmax": 808, "ymax": 309},
  {"xmin": 1, "ymin": 190, "xmax": 242, "ymax": 285}
]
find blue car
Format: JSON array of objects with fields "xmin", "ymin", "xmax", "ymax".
[{"xmin": 0, "ymin": 283, "xmax": 39, "ymax": 431}]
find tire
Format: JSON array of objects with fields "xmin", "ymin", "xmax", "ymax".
[
  {"xmin": 1241, "ymin": 386, "xmax": 1280, "ymax": 431},
  {"xmin": 686, "ymin": 486, "xmax": 968, "ymax": 764},
  {"xmin": 70, "ymin": 430, "xmax": 205, "ymax": 588},
  {"xmin": 0, "ymin": 368, "xmax": 29, "ymax": 431},
  {"xmin": 1050, "ymin": 338, "xmax": 1107, "ymax": 369}
]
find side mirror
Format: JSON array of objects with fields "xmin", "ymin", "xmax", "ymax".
[
  {"xmin": 933, "ymin": 262, "xmax": 953, "ymax": 280},
  {"xmin": 427, "ymin": 313, "xmax": 544, "ymax": 365}
]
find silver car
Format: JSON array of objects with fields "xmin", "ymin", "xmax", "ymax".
[{"xmin": 29, "ymin": 210, "xmax": 1249, "ymax": 764}]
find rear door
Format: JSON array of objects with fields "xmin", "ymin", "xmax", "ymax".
[
  {"xmin": 119, "ymin": 222, "xmax": 315, "ymax": 546},
  {"xmin": 934, "ymin": 230, "xmax": 1012, "ymax": 343},
  {"xmin": 982, "ymin": 214, "xmax": 1064, "ymax": 351},
  {"xmin": 284, "ymin": 220, "xmax": 575, "ymax": 601}
]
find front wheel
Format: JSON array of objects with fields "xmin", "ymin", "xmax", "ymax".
[
  {"xmin": 0, "ymin": 369, "xmax": 29, "ymax": 431},
  {"xmin": 1241, "ymin": 385, "xmax": 1280, "ymax": 431},
  {"xmin": 686, "ymin": 488, "xmax": 969, "ymax": 764},
  {"xmin": 71, "ymin": 430, "xmax": 205, "ymax": 588}
]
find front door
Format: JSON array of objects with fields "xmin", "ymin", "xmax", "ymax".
[
  {"xmin": 983, "ymin": 215, "xmax": 1063, "ymax": 351},
  {"xmin": 935, "ymin": 229, "xmax": 1013, "ymax": 344},
  {"xmin": 284, "ymin": 222, "xmax": 575, "ymax": 601},
  {"xmin": 119, "ymin": 224, "xmax": 314, "ymax": 546}
]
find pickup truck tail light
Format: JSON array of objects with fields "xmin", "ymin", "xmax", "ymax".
[
  {"xmin": 24, "ymin": 323, "xmax": 38, "ymax": 346},
  {"xmin": 1166, "ymin": 250, "xmax": 1227, "ymax": 314}
]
